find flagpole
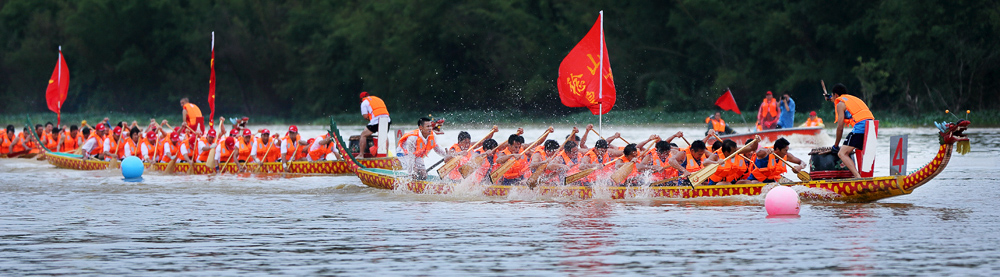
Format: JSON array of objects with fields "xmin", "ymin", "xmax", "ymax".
[
  {"xmin": 57, "ymin": 46, "xmax": 63, "ymax": 126},
  {"xmin": 598, "ymin": 10, "xmax": 604, "ymax": 135}
]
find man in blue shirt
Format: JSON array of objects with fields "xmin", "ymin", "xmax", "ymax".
[{"xmin": 777, "ymin": 93, "xmax": 795, "ymax": 129}]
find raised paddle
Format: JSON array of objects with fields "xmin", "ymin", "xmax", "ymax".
[
  {"xmin": 564, "ymin": 159, "xmax": 616, "ymax": 184},
  {"xmin": 437, "ymin": 126, "xmax": 498, "ymax": 177},
  {"xmin": 460, "ymin": 128, "xmax": 524, "ymax": 178},
  {"xmin": 591, "ymin": 130, "xmax": 629, "ymax": 145},
  {"xmin": 610, "ymin": 138, "xmax": 659, "ymax": 184},
  {"xmin": 773, "ymin": 153, "xmax": 812, "ymax": 182},
  {"xmin": 689, "ymin": 138, "xmax": 760, "ymax": 187},
  {"xmin": 489, "ymin": 128, "xmax": 553, "ymax": 184},
  {"xmin": 525, "ymin": 128, "xmax": 578, "ymax": 187}
]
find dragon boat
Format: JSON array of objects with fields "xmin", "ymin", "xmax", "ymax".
[
  {"xmin": 42, "ymin": 151, "xmax": 400, "ymax": 174},
  {"xmin": 334, "ymin": 118, "xmax": 970, "ymax": 203}
]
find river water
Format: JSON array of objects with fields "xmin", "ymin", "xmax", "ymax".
[{"xmin": 2, "ymin": 124, "xmax": 998, "ymax": 275}]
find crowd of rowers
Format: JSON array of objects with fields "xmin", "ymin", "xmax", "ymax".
[
  {"xmin": 397, "ymin": 117, "xmax": 807, "ymax": 186},
  {"xmin": 0, "ymin": 115, "xmax": 346, "ymax": 171}
]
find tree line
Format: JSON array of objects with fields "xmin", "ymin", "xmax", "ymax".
[{"xmin": 1, "ymin": 0, "xmax": 997, "ymax": 120}]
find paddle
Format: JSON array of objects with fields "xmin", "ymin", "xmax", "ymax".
[
  {"xmin": 460, "ymin": 128, "xmax": 523, "ymax": 178},
  {"xmin": 164, "ymin": 156, "xmax": 177, "ymax": 174},
  {"xmin": 437, "ymin": 126, "xmax": 498, "ymax": 177},
  {"xmin": 205, "ymin": 145, "xmax": 218, "ymax": 172},
  {"xmin": 525, "ymin": 128, "xmax": 579, "ymax": 187},
  {"xmin": 219, "ymin": 146, "xmax": 239, "ymax": 174},
  {"xmin": 564, "ymin": 159, "xmax": 616, "ymax": 184},
  {"xmin": 591, "ymin": 130, "xmax": 628, "ymax": 145},
  {"xmin": 610, "ymin": 138, "xmax": 659, "ymax": 184},
  {"xmin": 489, "ymin": 128, "xmax": 553, "ymax": 184},
  {"xmin": 773, "ymin": 153, "xmax": 812, "ymax": 181},
  {"xmin": 254, "ymin": 138, "xmax": 276, "ymax": 173},
  {"xmin": 688, "ymin": 138, "xmax": 760, "ymax": 187}
]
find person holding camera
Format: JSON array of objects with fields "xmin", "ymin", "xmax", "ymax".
[{"xmin": 777, "ymin": 93, "xmax": 795, "ymax": 129}]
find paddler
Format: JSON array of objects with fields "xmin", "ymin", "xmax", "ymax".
[
  {"xmin": 637, "ymin": 132, "xmax": 686, "ymax": 182},
  {"xmin": 10, "ymin": 126, "xmax": 32, "ymax": 154},
  {"xmin": 80, "ymin": 124, "xmax": 107, "ymax": 160},
  {"xmin": 800, "ymin": 111, "xmax": 824, "ymax": 127},
  {"xmin": 668, "ymin": 140, "xmax": 709, "ymax": 177},
  {"xmin": 612, "ymin": 144, "xmax": 641, "ymax": 184},
  {"xmin": 1, "ymin": 125, "xmax": 13, "ymax": 155},
  {"xmin": 828, "ymin": 83, "xmax": 875, "ymax": 178},
  {"xmin": 496, "ymin": 134, "xmax": 528, "ymax": 186},
  {"xmin": 396, "ymin": 117, "xmax": 452, "ymax": 179},
  {"xmin": 56, "ymin": 125, "xmax": 81, "ymax": 153},
  {"xmin": 237, "ymin": 129, "xmax": 255, "ymax": 163},
  {"xmin": 528, "ymin": 140, "xmax": 567, "ymax": 182},
  {"xmin": 180, "ymin": 97, "xmax": 205, "ymax": 133},
  {"xmin": 280, "ymin": 125, "xmax": 308, "ymax": 168},
  {"xmin": 255, "ymin": 129, "xmax": 280, "ymax": 163},
  {"xmin": 748, "ymin": 138, "xmax": 806, "ymax": 183},
  {"xmin": 140, "ymin": 131, "xmax": 157, "ymax": 163},
  {"xmin": 468, "ymin": 138, "xmax": 500, "ymax": 183},
  {"xmin": 447, "ymin": 131, "xmax": 472, "ymax": 155},
  {"xmin": 160, "ymin": 132, "xmax": 181, "ymax": 163},
  {"xmin": 42, "ymin": 122, "xmax": 58, "ymax": 151},
  {"xmin": 121, "ymin": 127, "xmax": 142, "ymax": 160},
  {"xmin": 356, "ymin": 91, "xmax": 391, "ymax": 159},
  {"xmin": 102, "ymin": 126, "xmax": 120, "ymax": 161},
  {"xmin": 704, "ymin": 140, "xmax": 745, "ymax": 185},
  {"xmin": 307, "ymin": 135, "xmax": 336, "ymax": 161},
  {"xmin": 757, "ymin": 91, "xmax": 779, "ymax": 130},
  {"xmin": 777, "ymin": 93, "xmax": 795, "ymax": 128},
  {"xmin": 705, "ymin": 111, "xmax": 735, "ymax": 135}
]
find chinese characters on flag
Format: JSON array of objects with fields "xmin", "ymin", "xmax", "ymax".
[{"xmin": 557, "ymin": 13, "xmax": 615, "ymax": 115}]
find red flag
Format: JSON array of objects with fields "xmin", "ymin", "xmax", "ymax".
[
  {"xmin": 715, "ymin": 89, "xmax": 741, "ymax": 114},
  {"xmin": 557, "ymin": 12, "xmax": 615, "ymax": 115},
  {"xmin": 45, "ymin": 46, "xmax": 70, "ymax": 126},
  {"xmin": 208, "ymin": 32, "xmax": 216, "ymax": 127}
]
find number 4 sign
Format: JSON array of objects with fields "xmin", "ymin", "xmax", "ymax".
[{"xmin": 890, "ymin": 135, "xmax": 908, "ymax": 175}]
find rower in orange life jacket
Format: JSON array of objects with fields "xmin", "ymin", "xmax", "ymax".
[
  {"xmin": 254, "ymin": 129, "xmax": 280, "ymax": 163},
  {"xmin": 120, "ymin": 127, "xmax": 142, "ymax": 160},
  {"xmin": 828, "ymin": 83, "xmax": 875, "ymax": 178},
  {"xmin": 497, "ymin": 134, "xmax": 529, "ymax": 185},
  {"xmin": 611, "ymin": 144, "xmax": 641, "ymax": 183},
  {"xmin": 638, "ymin": 140, "xmax": 680, "ymax": 182},
  {"xmin": 81, "ymin": 124, "xmax": 108, "ymax": 160},
  {"xmin": 159, "ymin": 132, "xmax": 182, "ymax": 163},
  {"xmin": 10, "ymin": 127, "xmax": 32, "ymax": 154},
  {"xmin": 443, "ymin": 131, "xmax": 474, "ymax": 180},
  {"xmin": 307, "ymin": 134, "xmax": 337, "ymax": 162},
  {"xmin": 237, "ymin": 128, "xmax": 255, "ymax": 162},
  {"xmin": 704, "ymin": 139, "xmax": 757, "ymax": 185},
  {"xmin": 280, "ymin": 125, "xmax": 307, "ymax": 169},
  {"xmin": 396, "ymin": 117, "xmax": 451, "ymax": 179},
  {"xmin": 195, "ymin": 128, "xmax": 218, "ymax": 162},
  {"xmin": 102, "ymin": 126, "xmax": 121, "ymax": 161},
  {"xmin": 529, "ymin": 140, "xmax": 568, "ymax": 183},
  {"xmin": 748, "ymin": 138, "xmax": 806, "ymax": 183},
  {"xmin": 357, "ymin": 91, "xmax": 392, "ymax": 159},
  {"xmin": 757, "ymin": 91, "xmax": 780, "ymax": 130},
  {"xmin": 140, "ymin": 132, "xmax": 158, "ymax": 162},
  {"xmin": 800, "ymin": 111, "xmax": 825, "ymax": 127},
  {"xmin": 58, "ymin": 125, "xmax": 81, "ymax": 153},
  {"xmin": 668, "ymin": 140, "xmax": 709, "ymax": 176},
  {"xmin": 467, "ymin": 138, "xmax": 500, "ymax": 184},
  {"xmin": 0, "ymin": 125, "xmax": 14, "ymax": 155}
]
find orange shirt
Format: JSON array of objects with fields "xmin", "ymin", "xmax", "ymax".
[{"xmin": 256, "ymin": 137, "xmax": 280, "ymax": 162}]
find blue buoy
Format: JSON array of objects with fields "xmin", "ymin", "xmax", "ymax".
[{"xmin": 121, "ymin": 156, "xmax": 144, "ymax": 180}]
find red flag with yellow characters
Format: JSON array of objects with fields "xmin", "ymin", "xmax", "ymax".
[{"xmin": 557, "ymin": 12, "xmax": 615, "ymax": 115}]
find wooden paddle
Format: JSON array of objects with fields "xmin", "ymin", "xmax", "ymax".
[
  {"xmin": 564, "ymin": 159, "xmax": 616, "ymax": 184},
  {"xmin": 205, "ymin": 145, "xmax": 218, "ymax": 171},
  {"xmin": 219, "ymin": 146, "xmax": 239, "ymax": 174},
  {"xmin": 525, "ymin": 129, "xmax": 579, "ymax": 187},
  {"xmin": 773, "ymin": 153, "xmax": 812, "ymax": 181},
  {"xmin": 437, "ymin": 126, "xmax": 498, "ymax": 177},
  {"xmin": 610, "ymin": 139, "xmax": 659, "ymax": 184},
  {"xmin": 254, "ymin": 139, "xmax": 276, "ymax": 173},
  {"xmin": 164, "ymin": 156, "xmax": 177, "ymax": 174},
  {"xmin": 689, "ymin": 138, "xmax": 760, "ymax": 187},
  {"xmin": 591, "ymin": 130, "xmax": 628, "ymax": 145},
  {"xmin": 459, "ymin": 128, "xmax": 521, "ymax": 178},
  {"xmin": 489, "ymin": 128, "xmax": 553, "ymax": 184}
]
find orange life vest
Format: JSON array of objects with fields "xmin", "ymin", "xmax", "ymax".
[
  {"xmin": 238, "ymin": 138, "xmax": 253, "ymax": 161},
  {"xmin": 560, "ymin": 151, "xmax": 582, "ymax": 174},
  {"xmin": 834, "ymin": 95, "xmax": 874, "ymax": 126},
  {"xmin": 804, "ymin": 117, "xmax": 823, "ymax": 127},
  {"xmin": 160, "ymin": 141, "xmax": 177, "ymax": 162},
  {"xmin": 43, "ymin": 132, "xmax": 58, "ymax": 151},
  {"xmin": 256, "ymin": 137, "xmax": 280, "ymax": 162},
  {"xmin": 501, "ymin": 148, "xmax": 529, "ymax": 179},
  {"xmin": 706, "ymin": 117, "xmax": 727, "ymax": 132},
  {"xmin": 709, "ymin": 155, "xmax": 748, "ymax": 183},
  {"xmin": 118, "ymin": 138, "xmax": 134, "ymax": 159},
  {"xmin": 61, "ymin": 133, "xmax": 79, "ymax": 153},
  {"xmin": 11, "ymin": 133, "xmax": 28, "ymax": 153},
  {"xmin": 308, "ymin": 140, "xmax": 331, "ymax": 161},
  {"xmin": 196, "ymin": 137, "xmax": 211, "ymax": 162},
  {"xmin": 584, "ymin": 148, "xmax": 611, "ymax": 164},
  {"xmin": 0, "ymin": 131, "xmax": 10, "ymax": 154},
  {"xmin": 183, "ymin": 103, "xmax": 203, "ymax": 126},
  {"xmin": 649, "ymin": 151, "xmax": 679, "ymax": 180},
  {"xmin": 397, "ymin": 130, "xmax": 437, "ymax": 158},
  {"xmin": 362, "ymin": 96, "xmax": 389, "ymax": 120},
  {"xmin": 154, "ymin": 138, "xmax": 167, "ymax": 161},
  {"xmin": 681, "ymin": 148, "xmax": 706, "ymax": 172},
  {"xmin": 141, "ymin": 140, "xmax": 155, "ymax": 160},
  {"xmin": 750, "ymin": 152, "xmax": 787, "ymax": 181},
  {"xmin": 86, "ymin": 135, "xmax": 104, "ymax": 156},
  {"xmin": 614, "ymin": 155, "xmax": 639, "ymax": 181},
  {"xmin": 760, "ymin": 98, "xmax": 779, "ymax": 118},
  {"xmin": 219, "ymin": 144, "xmax": 239, "ymax": 164},
  {"xmin": 282, "ymin": 136, "xmax": 299, "ymax": 161},
  {"xmin": 105, "ymin": 136, "xmax": 118, "ymax": 157}
]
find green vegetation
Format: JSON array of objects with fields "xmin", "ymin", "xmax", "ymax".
[{"xmin": 1, "ymin": 0, "xmax": 998, "ymax": 119}]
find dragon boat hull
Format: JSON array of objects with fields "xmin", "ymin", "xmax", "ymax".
[
  {"xmin": 43, "ymin": 151, "xmax": 400, "ymax": 174},
  {"xmin": 340, "ymin": 120, "xmax": 969, "ymax": 203}
]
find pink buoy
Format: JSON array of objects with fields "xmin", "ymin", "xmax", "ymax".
[{"xmin": 765, "ymin": 186, "xmax": 800, "ymax": 215}]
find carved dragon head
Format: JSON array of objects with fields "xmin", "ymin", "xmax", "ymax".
[{"xmin": 936, "ymin": 120, "xmax": 971, "ymax": 154}]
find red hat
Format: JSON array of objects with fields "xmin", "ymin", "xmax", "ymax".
[
  {"xmin": 241, "ymin": 116, "xmax": 249, "ymax": 122},
  {"xmin": 810, "ymin": 111, "xmax": 817, "ymax": 116},
  {"xmin": 207, "ymin": 128, "xmax": 217, "ymax": 137},
  {"xmin": 242, "ymin": 129, "xmax": 252, "ymax": 137},
  {"xmin": 359, "ymin": 91, "xmax": 369, "ymax": 101},
  {"xmin": 230, "ymin": 128, "xmax": 239, "ymax": 137},
  {"xmin": 173, "ymin": 126, "xmax": 181, "ymax": 133},
  {"xmin": 260, "ymin": 129, "xmax": 270, "ymax": 135},
  {"xmin": 188, "ymin": 136, "xmax": 197, "ymax": 145},
  {"xmin": 288, "ymin": 125, "xmax": 298, "ymax": 133},
  {"xmin": 146, "ymin": 131, "xmax": 157, "ymax": 141},
  {"xmin": 307, "ymin": 138, "xmax": 316, "ymax": 145},
  {"xmin": 170, "ymin": 132, "xmax": 180, "ymax": 142},
  {"xmin": 112, "ymin": 126, "xmax": 122, "ymax": 136},
  {"xmin": 225, "ymin": 137, "xmax": 236, "ymax": 150},
  {"xmin": 766, "ymin": 91, "xmax": 773, "ymax": 95},
  {"xmin": 96, "ymin": 124, "xmax": 107, "ymax": 132}
]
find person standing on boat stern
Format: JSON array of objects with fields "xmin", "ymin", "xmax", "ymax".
[
  {"xmin": 357, "ymin": 91, "xmax": 391, "ymax": 159},
  {"xmin": 777, "ymin": 93, "xmax": 795, "ymax": 129},
  {"xmin": 757, "ymin": 91, "xmax": 780, "ymax": 130},
  {"xmin": 828, "ymin": 83, "xmax": 875, "ymax": 178},
  {"xmin": 800, "ymin": 111, "xmax": 825, "ymax": 127},
  {"xmin": 396, "ymin": 117, "xmax": 451, "ymax": 179},
  {"xmin": 180, "ymin": 97, "xmax": 204, "ymax": 133}
]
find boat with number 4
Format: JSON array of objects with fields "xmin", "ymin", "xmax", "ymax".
[{"xmin": 335, "ymin": 117, "xmax": 970, "ymax": 203}]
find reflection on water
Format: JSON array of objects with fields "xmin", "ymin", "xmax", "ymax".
[{"xmin": 1, "ymin": 126, "xmax": 999, "ymax": 275}]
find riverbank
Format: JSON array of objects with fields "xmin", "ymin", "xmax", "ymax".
[{"xmin": 4, "ymin": 109, "xmax": 995, "ymax": 129}]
